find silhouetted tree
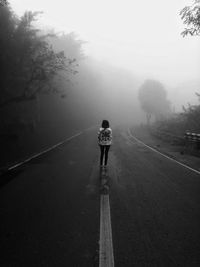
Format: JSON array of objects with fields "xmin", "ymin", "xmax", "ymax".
[
  {"xmin": 0, "ymin": 5, "xmax": 77, "ymax": 108},
  {"xmin": 180, "ymin": 0, "xmax": 200, "ymax": 36},
  {"xmin": 138, "ymin": 79, "xmax": 171, "ymax": 125}
]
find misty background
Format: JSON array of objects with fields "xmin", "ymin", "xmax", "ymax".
[
  {"xmin": 0, "ymin": 0, "xmax": 200, "ymax": 166},
  {"xmin": 8, "ymin": 0, "xmax": 200, "ymax": 105}
]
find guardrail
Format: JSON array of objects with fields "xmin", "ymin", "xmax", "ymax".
[
  {"xmin": 184, "ymin": 132, "xmax": 200, "ymax": 152},
  {"xmin": 184, "ymin": 132, "xmax": 200, "ymax": 142},
  {"xmin": 151, "ymin": 129, "xmax": 200, "ymax": 155}
]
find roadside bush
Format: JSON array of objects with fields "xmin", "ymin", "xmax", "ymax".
[{"xmin": 154, "ymin": 94, "xmax": 200, "ymax": 136}]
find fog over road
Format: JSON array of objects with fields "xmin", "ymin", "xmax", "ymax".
[{"xmin": 0, "ymin": 127, "xmax": 199, "ymax": 266}]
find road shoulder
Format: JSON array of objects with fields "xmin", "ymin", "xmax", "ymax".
[{"xmin": 130, "ymin": 125, "xmax": 200, "ymax": 173}]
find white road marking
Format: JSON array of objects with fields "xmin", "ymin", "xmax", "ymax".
[
  {"xmin": 8, "ymin": 132, "xmax": 82, "ymax": 171},
  {"xmin": 99, "ymin": 194, "xmax": 114, "ymax": 267},
  {"xmin": 128, "ymin": 128, "xmax": 200, "ymax": 175}
]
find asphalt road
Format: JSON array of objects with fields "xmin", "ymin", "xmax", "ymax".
[{"xmin": 0, "ymin": 127, "xmax": 199, "ymax": 266}]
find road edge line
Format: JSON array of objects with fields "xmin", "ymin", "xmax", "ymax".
[
  {"xmin": 8, "ymin": 132, "xmax": 82, "ymax": 171},
  {"xmin": 128, "ymin": 128, "xmax": 200, "ymax": 175}
]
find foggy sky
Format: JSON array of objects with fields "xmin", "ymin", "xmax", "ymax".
[{"xmin": 9, "ymin": 0, "xmax": 200, "ymax": 89}]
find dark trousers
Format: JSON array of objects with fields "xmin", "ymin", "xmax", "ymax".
[{"xmin": 99, "ymin": 145, "xmax": 110, "ymax": 165}]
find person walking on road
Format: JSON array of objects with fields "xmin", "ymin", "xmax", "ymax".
[{"xmin": 98, "ymin": 120, "xmax": 112, "ymax": 167}]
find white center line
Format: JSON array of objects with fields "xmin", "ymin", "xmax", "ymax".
[
  {"xmin": 128, "ymin": 128, "xmax": 200, "ymax": 175},
  {"xmin": 99, "ymin": 194, "xmax": 114, "ymax": 267}
]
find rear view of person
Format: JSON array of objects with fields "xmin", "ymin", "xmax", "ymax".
[{"xmin": 98, "ymin": 120, "xmax": 112, "ymax": 167}]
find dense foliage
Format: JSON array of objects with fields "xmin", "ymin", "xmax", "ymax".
[
  {"xmin": 0, "ymin": 4, "xmax": 79, "ymax": 108},
  {"xmin": 180, "ymin": 0, "xmax": 200, "ymax": 36}
]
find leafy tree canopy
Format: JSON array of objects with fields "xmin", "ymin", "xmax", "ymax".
[
  {"xmin": 50, "ymin": 32, "xmax": 86, "ymax": 62},
  {"xmin": 0, "ymin": 4, "xmax": 80, "ymax": 108},
  {"xmin": 0, "ymin": 0, "xmax": 8, "ymax": 7},
  {"xmin": 138, "ymin": 79, "xmax": 171, "ymax": 123},
  {"xmin": 180, "ymin": 0, "xmax": 200, "ymax": 36}
]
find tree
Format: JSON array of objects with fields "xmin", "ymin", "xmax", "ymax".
[
  {"xmin": 180, "ymin": 0, "xmax": 200, "ymax": 36},
  {"xmin": 50, "ymin": 32, "xmax": 86, "ymax": 62},
  {"xmin": 138, "ymin": 79, "xmax": 171, "ymax": 125},
  {"xmin": 181, "ymin": 94, "xmax": 200, "ymax": 131},
  {"xmin": 0, "ymin": 0, "xmax": 8, "ymax": 7},
  {"xmin": 0, "ymin": 5, "xmax": 77, "ymax": 108}
]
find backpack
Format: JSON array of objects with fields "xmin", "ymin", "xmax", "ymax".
[{"xmin": 99, "ymin": 129, "xmax": 111, "ymax": 142}]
